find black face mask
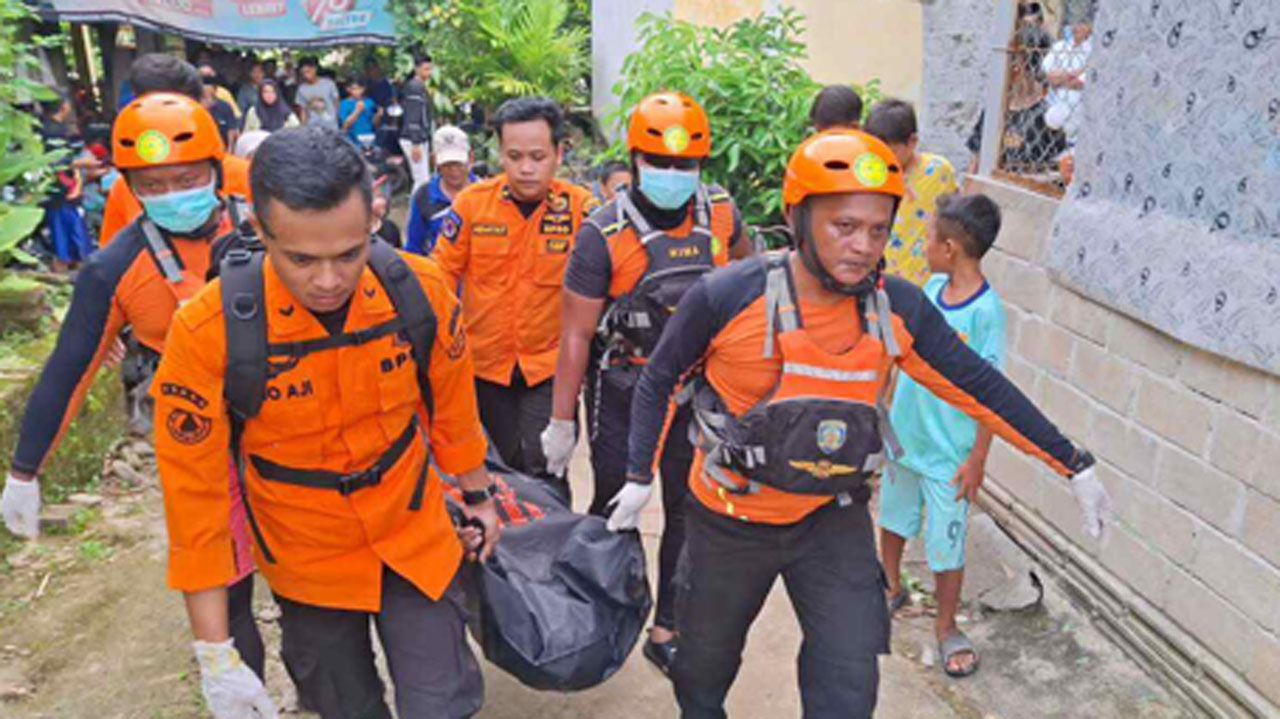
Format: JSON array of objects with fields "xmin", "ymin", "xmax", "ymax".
[{"xmin": 791, "ymin": 201, "xmax": 881, "ymax": 298}]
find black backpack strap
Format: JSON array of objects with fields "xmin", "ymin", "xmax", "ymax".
[
  {"xmin": 221, "ymin": 247, "xmax": 269, "ymax": 423},
  {"xmin": 219, "ymin": 246, "xmax": 276, "ymax": 563},
  {"xmin": 367, "ymin": 239, "xmax": 437, "ymax": 419}
]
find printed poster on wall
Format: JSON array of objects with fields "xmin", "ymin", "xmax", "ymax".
[
  {"xmin": 1047, "ymin": 0, "xmax": 1280, "ymax": 375},
  {"xmin": 39, "ymin": 0, "xmax": 395, "ymax": 48}
]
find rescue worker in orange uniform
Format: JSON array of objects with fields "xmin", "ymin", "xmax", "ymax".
[
  {"xmin": 152, "ymin": 127, "xmax": 500, "ymax": 718},
  {"xmin": 432, "ymin": 96, "xmax": 596, "ymax": 497},
  {"xmin": 542, "ymin": 91, "xmax": 752, "ymax": 673},
  {"xmin": 0, "ymin": 92, "xmax": 283, "ymax": 683},
  {"xmin": 613, "ymin": 130, "xmax": 1113, "ymax": 718},
  {"xmin": 99, "ymin": 54, "xmax": 252, "ymax": 247}
]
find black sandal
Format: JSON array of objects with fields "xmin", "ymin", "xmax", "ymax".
[{"xmin": 939, "ymin": 631, "xmax": 981, "ymax": 678}]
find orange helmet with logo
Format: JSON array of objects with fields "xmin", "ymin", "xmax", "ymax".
[
  {"xmin": 627, "ymin": 91, "xmax": 712, "ymax": 159},
  {"xmin": 782, "ymin": 129, "xmax": 905, "ymax": 208},
  {"xmin": 112, "ymin": 92, "xmax": 226, "ymax": 171}
]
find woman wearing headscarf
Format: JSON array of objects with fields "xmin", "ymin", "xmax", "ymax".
[{"xmin": 241, "ymin": 79, "xmax": 298, "ymax": 133}]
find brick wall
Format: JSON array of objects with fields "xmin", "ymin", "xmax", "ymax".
[{"xmin": 972, "ymin": 175, "xmax": 1280, "ymax": 710}]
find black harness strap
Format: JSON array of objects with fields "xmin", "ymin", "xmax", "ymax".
[
  {"xmin": 366, "ymin": 240, "xmax": 437, "ymax": 418},
  {"xmin": 250, "ymin": 416, "xmax": 419, "ymax": 496},
  {"xmin": 266, "ymin": 316, "xmax": 418, "ymax": 357}
]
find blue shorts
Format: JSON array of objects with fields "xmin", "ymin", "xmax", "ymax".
[
  {"xmin": 46, "ymin": 204, "xmax": 92, "ymax": 263},
  {"xmin": 877, "ymin": 462, "xmax": 968, "ymax": 572}
]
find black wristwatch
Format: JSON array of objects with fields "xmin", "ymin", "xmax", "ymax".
[{"xmin": 461, "ymin": 484, "xmax": 496, "ymax": 506}]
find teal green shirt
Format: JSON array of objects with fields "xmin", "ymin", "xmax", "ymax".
[{"xmin": 890, "ymin": 274, "xmax": 1006, "ymax": 481}]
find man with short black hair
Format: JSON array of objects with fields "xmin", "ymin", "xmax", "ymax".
[
  {"xmin": 153, "ymin": 126, "xmax": 498, "ymax": 718},
  {"xmin": 296, "ymin": 57, "xmax": 339, "ymax": 130},
  {"xmin": 432, "ymin": 97, "xmax": 597, "ymax": 495},
  {"xmin": 864, "ymin": 98, "xmax": 957, "ymax": 286},
  {"xmin": 399, "ymin": 53, "xmax": 435, "ymax": 191},
  {"xmin": 201, "ymin": 75, "xmax": 240, "ymax": 149},
  {"xmin": 810, "ymin": 84, "xmax": 864, "ymax": 131}
]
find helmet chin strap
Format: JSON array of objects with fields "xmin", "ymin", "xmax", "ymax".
[{"xmin": 792, "ymin": 202, "xmax": 879, "ymax": 297}]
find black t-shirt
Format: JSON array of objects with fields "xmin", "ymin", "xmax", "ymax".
[
  {"xmin": 515, "ymin": 198, "xmax": 541, "ymax": 219},
  {"xmin": 313, "ymin": 301, "xmax": 351, "ymax": 336},
  {"xmin": 206, "ymin": 100, "xmax": 237, "ymax": 145},
  {"xmin": 563, "ymin": 189, "xmax": 745, "ymax": 300}
]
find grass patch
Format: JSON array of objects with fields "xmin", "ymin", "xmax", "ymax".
[{"xmin": 0, "ymin": 328, "xmax": 126, "ymax": 554}]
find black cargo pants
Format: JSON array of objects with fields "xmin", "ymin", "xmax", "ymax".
[
  {"xmin": 275, "ymin": 568, "xmax": 483, "ymax": 719},
  {"xmin": 673, "ymin": 498, "xmax": 890, "ymax": 719}
]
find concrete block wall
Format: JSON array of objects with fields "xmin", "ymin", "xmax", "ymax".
[
  {"xmin": 971, "ymin": 175, "xmax": 1280, "ymax": 709},
  {"xmin": 919, "ymin": 0, "xmax": 995, "ymax": 174}
]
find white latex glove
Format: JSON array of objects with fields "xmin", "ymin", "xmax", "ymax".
[
  {"xmin": 1070, "ymin": 466, "xmax": 1113, "ymax": 540},
  {"xmin": 605, "ymin": 481, "xmax": 655, "ymax": 533},
  {"xmin": 1, "ymin": 473, "xmax": 41, "ymax": 539},
  {"xmin": 194, "ymin": 639, "xmax": 278, "ymax": 719},
  {"xmin": 541, "ymin": 418, "xmax": 577, "ymax": 478}
]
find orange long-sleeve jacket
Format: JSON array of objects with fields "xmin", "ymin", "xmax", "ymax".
[
  {"xmin": 153, "ymin": 251, "xmax": 487, "ymax": 610},
  {"xmin": 431, "ymin": 174, "xmax": 597, "ymax": 386}
]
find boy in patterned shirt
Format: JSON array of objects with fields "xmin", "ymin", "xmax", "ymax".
[
  {"xmin": 865, "ymin": 99, "xmax": 958, "ymax": 286},
  {"xmin": 879, "ymin": 193, "xmax": 1005, "ymax": 679}
]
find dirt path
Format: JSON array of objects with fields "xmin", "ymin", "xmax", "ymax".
[{"xmin": 0, "ymin": 438, "xmax": 1192, "ymax": 719}]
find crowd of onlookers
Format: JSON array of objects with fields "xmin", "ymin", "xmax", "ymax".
[{"xmin": 30, "ymin": 48, "xmax": 446, "ymax": 271}]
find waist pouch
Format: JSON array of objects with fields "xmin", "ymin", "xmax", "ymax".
[{"xmin": 730, "ymin": 398, "xmax": 884, "ymax": 498}]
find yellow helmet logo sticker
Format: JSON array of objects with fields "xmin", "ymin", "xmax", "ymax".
[
  {"xmin": 663, "ymin": 125, "xmax": 691, "ymax": 154},
  {"xmin": 136, "ymin": 129, "xmax": 172, "ymax": 164},
  {"xmin": 853, "ymin": 152, "xmax": 888, "ymax": 188}
]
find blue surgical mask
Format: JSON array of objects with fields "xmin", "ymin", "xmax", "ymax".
[
  {"xmin": 139, "ymin": 179, "xmax": 221, "ymax": 234},
  {"xmin": 638, "ymin": 166, "xmax": 699, "ymax": 210}
]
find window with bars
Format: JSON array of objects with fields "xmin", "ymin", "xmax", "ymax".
[{"xmin": 974, "ymin": 0, "xmax": 1098, "ymax": 196}]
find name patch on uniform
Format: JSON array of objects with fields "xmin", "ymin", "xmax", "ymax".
[
  {"xmin": 473, "ymin": 223, "xmax": 508, "ymax": 236},
  {"xmin": 540, "ymin": 212, "xmax": 573, "ymax": 236},
  {"xmin": 545, "ymin": 237, "xmax": 570, "ymax": 254},
  {"xmin": 668, "ymin": 245, "xmax": 701, "ymax": 259},
  {"xmin": 160, "ymin": 382, "xmax": 208, "ymax": 410},
  {"xmin": 265, "ymin": 380, "xmax": 314, "ymax": 401},
  {"xmin": 166, "ymin": 408, "xmax": 212, "ymax": 445}
]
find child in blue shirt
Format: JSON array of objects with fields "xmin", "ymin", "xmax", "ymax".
[
  {"xmin": 879, "ymin": 192, "xmax": 1005, "ymax": 679},
  {"xmin": 338, "ymin": 77, "xmax": 380, "ymax": 144}
]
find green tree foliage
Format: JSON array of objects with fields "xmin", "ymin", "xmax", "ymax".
[
  {"xmin": 609, "ymin": 9, "xmax": 880, "ymax": 227},
  {"xmin": 391, "ymin": 0, "xmax": 589, "ymax": 112},
  {"xmin": 0, "ymin": 0, "xmax": 64, "ymax": 267}
]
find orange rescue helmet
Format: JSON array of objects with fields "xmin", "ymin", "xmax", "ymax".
[
  {"xmin": 782, "ymin": 129, "xmax": 905, "ymax": 208},
  {"xmin": 627, "ymin": 91, "xmax": 712, "ymax": 159},
  {"xmin": 112, "ymin": 92, "xmax": 226, "ymax": 171}
]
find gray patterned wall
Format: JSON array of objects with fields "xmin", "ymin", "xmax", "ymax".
[{"xmin": 1048, "ymin": 0, "xmax": 1280, "ymax": 375}]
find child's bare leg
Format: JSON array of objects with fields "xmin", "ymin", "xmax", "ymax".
[{"xmin": 934, "ymin": 569, "xmax": 975, "ymax": 673}]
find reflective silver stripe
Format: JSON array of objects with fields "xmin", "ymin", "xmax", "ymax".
[{"xmin": 782, "ymin": 362, "xmax": 879, "ymax": 383}]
